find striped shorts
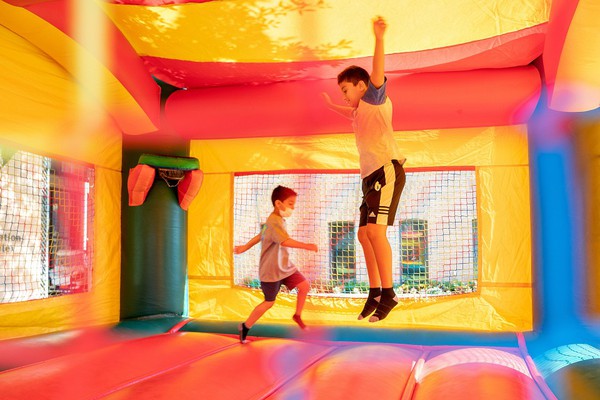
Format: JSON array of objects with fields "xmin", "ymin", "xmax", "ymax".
[{"xmin": 359, "ymin": 160, "xmax": 406, "ymax": 226}]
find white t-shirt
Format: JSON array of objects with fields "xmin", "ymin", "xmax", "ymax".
[{"xmin": 352, "ymin": 79, "xmax": 405, "ymax": 178}]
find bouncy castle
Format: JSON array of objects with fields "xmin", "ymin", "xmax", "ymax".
[{"xmin": 0, "ymin": 0, "xmax": 599, "ymax": 398}]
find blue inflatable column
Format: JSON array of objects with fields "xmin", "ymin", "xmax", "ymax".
[{"xmin": 527, "ymin": 102, "xmax": 586, "ymax": 344}]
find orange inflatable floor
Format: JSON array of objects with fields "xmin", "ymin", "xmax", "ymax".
[{"xmin": 0, "ymin": 331, "xmax": 548, "ymax": 399}]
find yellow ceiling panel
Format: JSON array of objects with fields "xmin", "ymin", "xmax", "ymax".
[{"xmin": 100, "ymin": 0, "xmax": 551, "ymax": 62}]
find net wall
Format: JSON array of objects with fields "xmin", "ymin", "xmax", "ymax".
[
  {"xmin": 0, "ymin": 147, "xmax": 94, "ymax": 303},
  {"xmin": 233, "ymin": 169, "xmax": 478, "ymax": 298}
]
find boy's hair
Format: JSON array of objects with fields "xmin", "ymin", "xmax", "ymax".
[
  {"xmin": 271, "ymin": 185, "xmax": 297, "ymax": 205},
  {"xmin": 337, "ymin": 65, "xmax": 369, "ymax": 86}
]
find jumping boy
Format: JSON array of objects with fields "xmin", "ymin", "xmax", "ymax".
[
  {"xmin": 234, "ymin": 185, "xmax": 318, "ymax": 343},
  {"xmin": 322, "ymin": 17, "xmax": 406, "ymax": 322}
]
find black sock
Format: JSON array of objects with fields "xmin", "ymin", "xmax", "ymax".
[
  {"xmin": 381, "ymin": 287, "xmax": 396, "ymax": 299},
  {"xmin": 359, "ymin": 287, "xmax": 382, "ymax": 319},
  {"xmin": 370, "ymin": 287, "xmax": 398, "ymax": 322},
  {"xmin": 368, "ymin": 287, "xmax": 383, "ymax": 300},
  {"xmin": 239, "ymin": 322, "xmax": 250, "ymax": 342}
]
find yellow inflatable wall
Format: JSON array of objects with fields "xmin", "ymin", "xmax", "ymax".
[
  {"xmin": 575, "ymin": 119, "xmax": 600, "ymax": 318},
  {"xmin": 0, "ymin": 22, "xmax": 122, "ymax": 339},
  {"xmin": 188, "ymin": 125, "xmax": 533, "ymax": 331}
]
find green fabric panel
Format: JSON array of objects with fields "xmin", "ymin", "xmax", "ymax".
[
  {"xmin": 138, "ymin": 153, "xmax": 199, "ymax": 170},
  {"xmin": 115, "ymin": 316, "xmax": 189, "ymax": 334},
  {"xmin": 121, "ymin": 139, "xmax": 188, "ymax": 319},
  {"xmin": 179, "ymin": 320, "xmax": 520, "ymax": 347}
]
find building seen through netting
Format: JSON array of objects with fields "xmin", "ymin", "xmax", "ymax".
[
  {"xmin": 0, "ymin": 148, "xmax": 94, "ymax": 303},
  {"xmin": 233, "ymin": 169, "xmax": 477, "ymax": 297}
]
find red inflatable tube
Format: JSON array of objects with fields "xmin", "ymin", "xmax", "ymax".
[{"xmin": 164, "ymin": 66, "xmax": 541, "ymax": 140}]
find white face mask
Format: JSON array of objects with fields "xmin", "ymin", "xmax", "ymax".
[{"xmin": 280, "ymin": 207, "xmax": 293, "ymax": 218}]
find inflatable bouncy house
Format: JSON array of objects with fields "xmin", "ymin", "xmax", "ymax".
[{"xmin": 0, "ymin": 1, "xmax": 599, "ymax": 398}]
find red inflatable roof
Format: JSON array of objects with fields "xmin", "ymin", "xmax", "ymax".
[{"xmin": 3, "ymin": 0, "xmax": 597, "ymax": 137}]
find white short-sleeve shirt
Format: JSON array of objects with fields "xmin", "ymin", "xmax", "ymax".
[{"xmin": 352, "ymin": 79, "xmax": 405, "ymax": 178}]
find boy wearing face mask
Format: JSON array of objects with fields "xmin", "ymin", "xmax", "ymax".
[{"xmin": 234, "ymin": 185, "xmax": 318, "ymax": 344}]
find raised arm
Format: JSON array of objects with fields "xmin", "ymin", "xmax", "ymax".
[
  {"xmin": 370, "ymin": 16, "xmax": 387, "ymax": 88},
  {"xmin": 234, "ymin": 233, "xmax": 261, "ymax": 254},
  {"xmin": 321, "ymin": 92, "xmax": 355, "ymax": 119}
]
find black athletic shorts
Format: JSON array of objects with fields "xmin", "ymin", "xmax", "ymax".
[
  {"xmin": 359, "ymin": 160, "xmax": 406, "ymax": 227},
  {"xmin": 260, "ymin": 271, "xmax": 306, "ymax": 302}
]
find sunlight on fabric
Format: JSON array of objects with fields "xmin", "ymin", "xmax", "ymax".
[
  {"xmin": 101, "ymin": 0, "xmax": 550, "ymax": 62},
  {"xmin": 418, "ymin": 348, "xmax": 532, "ymax": 381},
  {"xmin": 547, "ymin": 0, "xmax": 600, "ymax": 112},
  {"xmin": 72, "ymin": 0, "xmax": 108, "ymax": 130}
]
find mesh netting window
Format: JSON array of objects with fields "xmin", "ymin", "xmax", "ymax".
[
  {"xmin": 233, "ymin": 169, "xmax": 478, "ymax": 298},
  {"xmin": 0, "ymin": 147, "xmax": 94, "ymax": 303}
]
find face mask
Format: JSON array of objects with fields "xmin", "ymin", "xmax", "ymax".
[{"xmin": 280, "ymin": 207, "xmax": 293, "ymax": 218}]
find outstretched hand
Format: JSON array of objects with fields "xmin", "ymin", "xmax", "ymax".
[
  {"xmin": 373, "ymin": 16, "xmax": 387, "ymax": 39},
  {"xmin": 321, "ymin": 92, "xmax": 332, "ymax": 106},
  {"xmin": 234, "ymin": 245, "xmax": 246, "ymax": 254},
  {"xmin": 305, "ymin": 243, "xmax": 318, "ymax": 252}
]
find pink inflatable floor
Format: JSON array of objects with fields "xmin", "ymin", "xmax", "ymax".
[{"xmin": 0, "ymin": 331, "xmax": 548, "ymax": 399}]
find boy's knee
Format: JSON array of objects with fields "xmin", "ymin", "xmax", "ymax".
[
  {"xmin": 263, "ymin": 300, "xmax": 275, "ymax": 309},
  {"xmin": 297, "ymin": 281, "xmax": 310, "ymax": 293},
  {"xmin": 357, "ymin": 227, "xmax": 369, "ymax": 243}
]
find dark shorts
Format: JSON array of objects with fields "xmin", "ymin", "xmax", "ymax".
[
  {"xmin": 261, "ymin": 271, "xmax": 307, "ymax": 302},
  {"xmin": 359, "ymin": 160, "xmax": 406, "ymax": 227}
]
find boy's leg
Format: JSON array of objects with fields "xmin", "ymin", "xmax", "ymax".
[
  {"xmin": 239, "ymin": 281, "xmax": 279, "ymax": 343},
  {"xmin": 366, "ymin": 161, "xmax": 405, "ymax": 322},
  {"xmin": 357, "ymin": 226, "xmax": 382, "ymax": 319},
  {"xmin": 365, "ymin": 224, "xmax": 393, "ymax": 288},
  {"xmin": 293, "ymin": 280, "xmax": 309, "ymax": 329},
  {"xmin": 294, "ymin": 280, "xmax": 309, "ymax": 316},
  {"xmin": 283, "ymin": 272, "xmax": 310, "ymax": 329},
  {"xmin": 367, "ymin": 223, "xmax": 398, "ymax": 322},
  {"xmin": 244, "ymin": 300, "xmax": 276, "ymax": 328},
  {"xmin": 239, "ymin": 300, "xmax": 275, "ymax": 343},
  {"xmin": 358, "ymin": 226, "xmax": 382, "ymax": 287}
]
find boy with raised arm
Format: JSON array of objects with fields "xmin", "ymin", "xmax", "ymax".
[{"xmin": 323, "ymin": 17, "xmax": 406, "ymax": 322}]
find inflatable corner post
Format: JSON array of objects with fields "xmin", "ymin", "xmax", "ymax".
[{"xmin": 121, "ymin": 134, "xmax": 194, "ymax": 319}]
